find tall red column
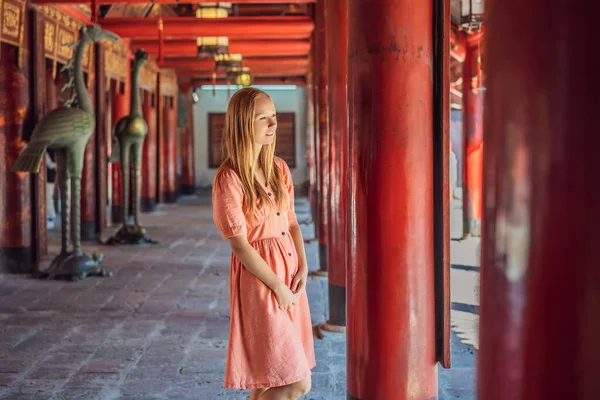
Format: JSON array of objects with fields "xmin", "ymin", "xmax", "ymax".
[
  {"xmin": 324, "ymin": 0, "xmax": 347, "ymax": 330},
  {"xmin": 478, "ymin": 1, "xmax": 600, "ymax": 398},
  {"xmin": 0, "ymin": 44, "xmax": 33, "ymax": 273},
  {"xmin": 306, "ymin": 35, "xmax": 317, "ymax": 225},
  {"xmin": 347, "ymin": 0, "xmax": 437, "ymax": 398},
  {"xmin": 179, "ymin": 85, "xmax": 196, "ymax": 195},
  {"xmin": 462, "ymin": 36, "xmax": 484, "ymax": 237},
  {"xmin": 80, "ymin": 73, "xmax": 97, "ymax": 240},
  {"xmin": 162, "ymin": 96, "xmax": 178, "ymax": 203},
  {"xmin": 111, "ymin": 86, "xmax": 129, "ymax": 223},
  {"xmin": 313, "ymin": 0, "xmax": 329, "ymax": 275},
  {"xmin": 141, "ymin": 92, "xmax": 158, "ymax": 211}
]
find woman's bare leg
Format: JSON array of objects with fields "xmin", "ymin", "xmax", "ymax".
[
  {"xmin": 258, "ymin": 376, "xmax": 311, "ymax": 400},
  {"xmin": 249, "ymin": 388, "xmax": 269, "ymax": 399}
]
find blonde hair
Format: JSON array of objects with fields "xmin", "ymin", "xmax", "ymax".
[{"xmin": 217, "ymin": 87, "xmax": 285, "ymax": 218}]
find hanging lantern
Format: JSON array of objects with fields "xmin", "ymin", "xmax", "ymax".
[
  {"xmin": 235, "ymin": 67, "xmax": 253, "ymax": 87},
  {"xmin": 461, "ymin": 0, "xmax": 484, "ymax": 30},
  {"xmin": 196, "ymin": 2, "xmax": 232, "ymax": 58}
]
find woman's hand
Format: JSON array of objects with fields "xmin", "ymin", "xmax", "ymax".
[
  {"xmin": 274, "ymin": 282, "xmax": 298, "ymax": 311},
  {"xmin": 290, "ymin": 265, "xmax": 308, "ymax": 295}
]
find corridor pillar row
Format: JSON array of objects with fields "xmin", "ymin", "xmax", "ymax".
[
  {"xmin": 346, "ymin": 0, "xmax": 438, "ymax": 398},
  {"xmin": 314, "ymin": 0, "xmax": 329, "ymax": 275},
  {"xmin": 478, "ymin": 0, "xmax": 600, "ymax": 398},
  {"xmin": 325, "ymin": 0, "xmax": 348, "ymax": 329}
]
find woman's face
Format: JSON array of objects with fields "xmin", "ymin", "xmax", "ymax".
[{"xmin": 253, "ymin": 95, "xmax": 277, "ymax": 146}]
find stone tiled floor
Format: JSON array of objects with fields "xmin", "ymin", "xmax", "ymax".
[{"xmin": 0, "ymin": 196, "xmax": 477, "ymax": 399}]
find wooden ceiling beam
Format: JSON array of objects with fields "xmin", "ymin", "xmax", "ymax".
[
  {"xmin": 97, "ymin": 16, "xmax": 314, "ymax": 40},
  {"xmin": 132, "ymin": 39, "xmax": 310, "ymax": 57},
  {"xmin": 191, "ymin": 76, "xmax": 306, "ymax": 86},
  {"xmin": 159, "ymin": 56, "xmax": 307, "ymax": 70},
  {"xmin": 34, "ymin": 0, "xmax": 314, "ymax": 4}
]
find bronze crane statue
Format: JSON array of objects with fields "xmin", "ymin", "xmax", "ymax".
[
  {"xmin": 11, "ymin": 24, "xmax": 120, "ymax": 281},
  {"xmin": 107, "ymin": 48, "xmax": 157, "ymax": 245}
]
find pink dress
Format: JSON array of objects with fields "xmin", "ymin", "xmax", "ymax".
[{"xmin": 212, "ymin": 157, "xmax": 316, "ymax": 389}]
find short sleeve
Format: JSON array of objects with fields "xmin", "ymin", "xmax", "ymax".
[
  {"xmin": 212, "ymin": 169, "xmax": 248, "ymax": 239},
  {"xmin": 276, "ymin": 157, "xmax": 297, "ymax": 225}
]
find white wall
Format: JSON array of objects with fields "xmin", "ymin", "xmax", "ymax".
[{"xmin": 193, "ymin": 86, "xmax": 307, "ymax": 189}]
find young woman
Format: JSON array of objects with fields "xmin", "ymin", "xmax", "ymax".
[{"xmin": 212, "ymin": 87, "xmax": 315, "ymax": 399}]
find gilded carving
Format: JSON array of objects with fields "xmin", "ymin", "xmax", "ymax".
[
  {"xmin": 44, "ymin": 22, "xmax": 55, "ymax": 52},
  {"xmin": 57, "ymin": 28, "xmax": 74, "ymax": 59},
  {"xmin": 2, "ymin": 2, "xmax": 20, "ymax": 38},
  {"xmin": 140, "ymin": 60, "xmax": 158, "ymax": 92}
]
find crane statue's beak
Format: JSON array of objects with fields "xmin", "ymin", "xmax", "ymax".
[{"xmin": 101, "ymin": 29, "xmax": 121, "ymax": 44}]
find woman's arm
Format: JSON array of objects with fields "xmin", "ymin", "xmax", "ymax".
[
  {"xmin": 229, "ymin": 235, "xmax": 298, "ymax": 310},
  {"xmin": 289, "ymin": 221, "xmax": 309, "ymax": 294}
]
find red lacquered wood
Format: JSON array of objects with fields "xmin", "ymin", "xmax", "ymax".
[
  {"xmin": 325, "ymin": 0, "xmax": 347, "ymax": 324},
  {"xmin": 98, "ymin": 17, "xmax": 314, "ymax": 40},
  {"xmin": 462, "ymin": 38, "xmax": 484, "ymax": 237},
  {"xmin": 346, "ymin": 0, "xmax": 437, "ymax": 397},
  {"xmin": 315, "ymin": 0, "xmax": 328, "ymax": 250},
  {"xmin": 478, "ymin": 1, "xmax": 600, "ymax": 399},
  {"xmin": 141, "ymin": 100, "xmax": 158, "ymax": 206}
]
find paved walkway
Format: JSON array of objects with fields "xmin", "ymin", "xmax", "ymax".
[{"xmin": 0, "ymin": 196, "xmax": 477, "ymax": 399}]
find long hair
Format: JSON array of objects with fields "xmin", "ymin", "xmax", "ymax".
[{"xmin": 217, "ymin": 87, "xmax": 286, "ymax": 218}]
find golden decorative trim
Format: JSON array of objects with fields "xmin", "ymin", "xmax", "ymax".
[
  {"xmin": 159, "ymin": 68, "xmax": 177, "ymax": 97},
  {"xmin": 140, "ymin": 59, "xmax": 158, "ymax": 92},
  {"xmin": 38, "ymin": 5, "xmax": 94, "ymax": 74},
  {"xmin": 104, "ymin": 41, "xmax": 128, "ymax": 83}
]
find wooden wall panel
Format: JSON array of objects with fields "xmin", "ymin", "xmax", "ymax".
[{"xmin": 208, "ymin": 112, "xmax": 296, "ymax": 168}]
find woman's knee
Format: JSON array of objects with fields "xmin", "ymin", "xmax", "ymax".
[{"xmin": 292, "ymin": 376, "xmax": 311, "ymax": 397}]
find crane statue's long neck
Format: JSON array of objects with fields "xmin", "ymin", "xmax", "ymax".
[
  {"xmin": 74, "ymin": 36, "xmax": 93, "ymax": 113},
  {"xmin": 130, "ymin": 61, "xmax": 143, "ymax": 117}
]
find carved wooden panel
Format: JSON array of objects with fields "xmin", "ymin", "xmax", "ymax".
[
  {"xmin": 140, "ymin": 59, "xmax": 158, "ymax": 93},
  {"xmin": 104, "ymin": 41, "xmax": 129, "ymax": 84},
  {"xmin": 159, "ymin": 68, "xmax": 177, "ymax": 97},
  {"xmin": 208, "ymin": 112, "xmax": 296, "ymax": 168},
  {"xmin": 38, "ymin": 5, "xmax": 95, "ymax": 75}
]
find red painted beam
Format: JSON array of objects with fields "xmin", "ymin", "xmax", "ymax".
[
  {"xmin": 35, "ymin": 0, "xmax": 314, "ymax": 3},
  {"xmin": 175, "ymin": 66, "xmax": 308, "ymax": 77},
  {"xmin": 191, "ymin": 76, "xmax": 306, "ymax": 86},
  {"xmin": 159, "ymin": 56, "xmax": 307, "ymax": 70},
  {"xmin": 98, "ymin": 17, "xmax": 314, "ymax": 40},
  {"xmin": 132, "ymin": 39, "xmax": 310, "ymax": 58}
]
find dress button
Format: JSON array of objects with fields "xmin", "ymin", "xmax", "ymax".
[
  {"xmin": 282, "ymin": 232, "xmax": 285, "ymax": 236},
  {"xmin": 277, "ymin": 212, "xmax": 281, "ymax": 216},
  {"xmin": 288, "ymin": 253, "xmax": 292, "ymax": 256}
]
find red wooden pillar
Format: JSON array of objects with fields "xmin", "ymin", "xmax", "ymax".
[
  {"xmin": 346, "ymin": 0, "xmax": 437, "ymax": 397},
  {"xmin": 306, "ymin": 34, "xmax": 317, "ymax": 225},
  {"xmin": 310, "ymin": 33, "xmax": 319, "ymax": 231},
  {"xmin": 324, "ymin": 0, "xmax": 347, "ymax": 330},
  {"xmin": 478, "ymin": 1, "xmax": 600, "ymax": 398},
  {"xmin": 462, "ymin": 35, "xmax": 484, "ymax": 237},
  {"xmin": 314, "ymin": 0, "xmax": 329, "ymax": 275},
  {"xmin": 80, "ymin": 73, "xmax": 97, "ymax": 240},
  {"xmin": 162, "ymin": 96, "xmax": 178, "ymax": 203},
  {"xmin": 0, "ymin": 44, "xmax": 34, "ymax": 273},
  {"xmin": 141, "ymin": 91, "xmax": 158, "ymax": 211},
  {"xmin": 111, "ymin": 83, "xmax": 129, "ymax": 223},
  {"xmin": 179, "ymin": 85, "xmax": 196, "ymax": 195}
]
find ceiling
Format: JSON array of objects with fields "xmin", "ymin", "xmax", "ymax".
[{"xmin": 94, "ymin": 1, "xmax": 314, "ymax": 85}]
